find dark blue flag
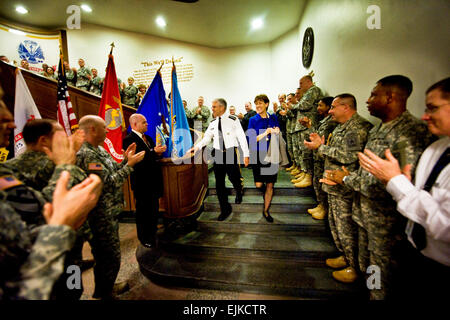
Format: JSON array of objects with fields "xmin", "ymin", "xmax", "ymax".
[
  {"xmin": 136, "ymin": 70, "xmax": 170, "ymax": 158},
  {"xmin": 168, "ymin": 64, "xmax": 193, "ymax": 158}
]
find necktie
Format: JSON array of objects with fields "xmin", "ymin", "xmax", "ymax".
[
  {"xmin": 142, "ymin": 135, "xmax": 150, "ymax": 147},
  {"xmin": 409, "ymin": 147, "xmax": 449, "ymax": 250},
  {"xmin": 218, "ymin": 116, "xmax": 224, "ymax": 151}
]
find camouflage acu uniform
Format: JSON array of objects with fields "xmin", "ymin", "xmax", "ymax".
[
  {"xmin": 312, "ymin": 115, "xmax": 338, "ymax": 210},
  {"xmin": 191, "ymin": 105, "xmax": 211, "ymax": 132},
  {"xmin": 76, "ymin": 142, "xmax": 133, "ymax": 297},
  {"xmin": 0, "ymin": 163, "xmax": 83, "ymax": 299},
  {"xmin": 6, "ymin": 151, "xmax": 91, "ymax": 300},
  {"xmin": 285, "ymin": 105, "xmax": 297, "ymax": 164},
  {"xmin": 318, "ymin": 113, "xmax": 372, "ymax": 269},
  {"xmin": 5, "ymin": 150, "xmax": 55, "ymax": 192},
  {"xmin": 89, "ymin": 76, "xmax": 103, "ymax": 96},
  {"xmin": 75, "ymin": 66, "xmax": 91, "ymax": 91},
  {"xmin": 344, "ymin": 111, "xmax": 434, "ymax": 300},
  {"xmin": 122, "ymin": 85, "xmax": 138, "ymax": 106},
  {"xmin": 184, "ymin": 106, "xmax": 194, "ymax": 129},
  {"xmin": 66, "ymin": 69, "xmax": 76, "ymax": 87},
  {"xmin": 291, "ymin": 86, "xmax": 322, "ymax": 174}
]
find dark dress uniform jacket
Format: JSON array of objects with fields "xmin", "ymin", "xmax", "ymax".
[{"xmin": 123, "ymin": 131, "xmax": 163, "ymax": 198}]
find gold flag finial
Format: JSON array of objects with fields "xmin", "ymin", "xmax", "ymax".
[{"xmin": 109, "ymin": 42, "xmax": 115, "ymax": 55}]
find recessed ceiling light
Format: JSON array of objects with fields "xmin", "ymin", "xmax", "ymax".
[
  {"xmin": 81, "ymin": 4, "xmax": 92, "ymax": 12},
  {"xmin": 15, "ymin": 6, "xmax": 28, "ymax": 14},
  {"xmin": 251, "ymin": 18, "xmax": 264, "ymax": 30},
  {"xmin": 9, "ymin": 28, "xmax": 26, "ymax": 35},
  {"xmin": 156, "ymin": 16, "xmax": 166, "ymax": 28}
]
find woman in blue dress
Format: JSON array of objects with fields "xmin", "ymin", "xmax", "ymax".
[{"xmin": 247, "ymin": 94, "xmax": 280, "ymax": 223}]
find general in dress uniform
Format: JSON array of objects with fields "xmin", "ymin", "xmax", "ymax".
[{"xmin": 188, "ymin": 98, "xmax": 249, "ymax": 221}]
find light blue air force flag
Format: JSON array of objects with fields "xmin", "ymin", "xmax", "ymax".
[
  {"xmin": 168, "ymin": 64, "xmax": 193, "ymax": 159},
  {"xmin": 135, "ymin": 70, "xmax": 170, "ymax": 158}
]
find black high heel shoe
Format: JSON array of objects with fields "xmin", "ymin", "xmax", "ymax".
[{"xmin": 262, "ymin": 210, "xmax": 273, "ymax": 223}]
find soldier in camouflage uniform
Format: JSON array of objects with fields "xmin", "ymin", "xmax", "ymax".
[
  {"xmin": 63, "ymin": 61, "xmax": 77, "ymax": 87},
  {"xmin": 3, "ymin": 119, "xmax": 96, "ymax": 299},
  {"xmin": 306, "ymin": 94, "xmax": 372, "ymax": 282},
  {"xmin": 190, "ymin": 96, "xmax": 211, "ymax": 132},
  {"xmin": 183, "ymin": 99, "xmax": 194, "ymax": 129},
  {"xmin": 39, "ymin": 63, "xmax": 48, "ymax": 76},
  {"xmin": 291, "ymin": 76, "xmax": 323, "ymax": 188},
  {"xmin": 283, "ymin": 92, "xmax": 299, "ymax": 173},
  {"xmin": 303, "ymin": 97, "xmax": 338, "ymax": 219},
  {"xmin": 0, "ymin": 96, "xmax": 101, "ymax": 299},
  {"xmin": 75, "ymin": 58, "xmax": 91, "ymax": 91},
  {"xmin": 89, "ymin": 68, "xmax": 103, "ymax": 96},
  {"xmin": 76, "ymin": 115, "xmax": 145, "ymax": 299},
  {"xmin": 122, "ymin": 77, "xmax": 138, "ymax": 106},
  {"xmin": 5, "ymin": 120, "xmax": 59, "ymax": 191},
  {"xmin": 328, "ymin": 76, "xmax": 434, "ymax": 299},
  {"xmin": 46, "ymin": 67, "xmax": 57, "ymax": 80},
  {"xmin": 273, "ymin": 94, "xmax": 288, "ymax": 147}
]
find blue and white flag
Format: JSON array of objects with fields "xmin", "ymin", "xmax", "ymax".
[{"xmin": 169, "ymin": 63, "xmax": 193, "ymax": 158}]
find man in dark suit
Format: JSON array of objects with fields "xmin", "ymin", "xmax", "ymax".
[{"xmin": 123, "ymin": 114, "xmax": 167, "ymax": 248}]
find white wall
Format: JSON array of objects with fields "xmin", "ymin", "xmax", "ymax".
[
  {"xmin": 269, "ymin": 27, "xmax": 301, "ymax": 100},
  {"xmin": 66, "ymin": 24, "xmax": 271, "ymax": 115},
  {"xmin": 293, "ymin": 0, "xmax": 450, "ymax": 122},
  {"xmin": 0, "ymin": 25, "xmax": 60, "ymax": 71}
]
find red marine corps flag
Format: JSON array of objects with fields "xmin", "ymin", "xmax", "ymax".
[
  {"xmin": 98, "ymin": 44, "xmax": 126, "ymax": 162},
  {"xmin": 57, "ymin": 53, "xmax": 78, "ymax": 136}
]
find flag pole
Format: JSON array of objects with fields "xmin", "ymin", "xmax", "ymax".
[
  {"xmin": 109, "ymin": 42, "xmax": 115, "ymax": 55},
  {"xmin": 59, "ymin": 46, "xmax": 65, "ymax": 78},
  {"xmin": 170, "ymin": 59, "xmax": 174, "ymax": 149}
]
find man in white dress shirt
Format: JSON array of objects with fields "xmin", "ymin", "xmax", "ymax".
[
  {"xmin": 358, "ymin": 77, "xmax": 450, "ymax": 298},
  {"xmin": 187, "ymin": 98, "xmax": 249, "ymax": 221}
]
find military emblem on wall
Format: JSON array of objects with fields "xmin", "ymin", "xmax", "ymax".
[
  {"xmin": 18, "ymin": 40, "xmax": 45, "ymax": 64},
  {"xmin": 302, "ymin": 27, "xmax": 314, "ymax": 68}
]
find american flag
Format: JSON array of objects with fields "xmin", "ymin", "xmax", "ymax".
[{"xmin": 57, "ymin": 56, "xmax": 78, "ymax": 135}]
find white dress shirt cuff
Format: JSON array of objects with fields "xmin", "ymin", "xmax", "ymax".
[{"xmin": 386, "ymin": 174, "xmax": 416, "ymax": 202}]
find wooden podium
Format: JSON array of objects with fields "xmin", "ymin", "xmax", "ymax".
[
  {"xmin": 159, "ymin": 157, "xmax": 208, "ymax": 218},
  {"xmin": 123, "ymin": 158, "xmax": 208, "ymax": 218}
]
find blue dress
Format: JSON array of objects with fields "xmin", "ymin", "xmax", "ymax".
[{"xmin": 247, "ymin": 113, "xmax": 280, "ymax": 183}]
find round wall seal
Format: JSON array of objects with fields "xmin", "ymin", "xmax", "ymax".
[
  {"xmin": 18, "ymin": 40, "xmax": 45, "ymax": 64},
  {"xmin": 302, "ymin": 27, "xmax": 314, "ymax": 68}
]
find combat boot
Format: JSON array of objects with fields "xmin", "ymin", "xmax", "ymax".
[
  {"xmin": 332, "ymin": 267, "xmax": 358, "ymax": 283},
  {"xmin": 292, "ymin": 175, "xmax": 306, "ymax": 184},
  {"xmin": 325, "ymin": 255, "xmax": 348, "ymax": 269},
  {"xmin": 312, "ymin": 205, "xmax": 327, "ymax": 220},
  {"xmin": 286, "ymin": 164, "xmax": 295, "ymax": 171},
  {"xmin": 294, "ymin": 173, "xmax": 312, "ymax": 188},
  {"xmin": 307, "ymin": 204, "xmax": 321, "ymax": 214},
  {"xmin": 290, "ymin": 168, "xmax": 300, "ymax": 176},
  {"xmin": 294, "ymin": 171, "xmax": 306, "ymax": 179},
  {"xmin": 291, "ymin": 172, "xmax": 305, "ymax": 183}
]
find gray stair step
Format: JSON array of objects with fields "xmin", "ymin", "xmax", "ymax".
[
  {"xmin": 208, "ymin": 186, "xmax": 315, "ymax": 197},
  {"xmin": 208, "ymin": 167, "xmax": 310, "ymax": 189},
  {"xmin": 204, "ymin": 195, "xmax": 317, "ymax": 214},
  {"xmin": 197, "ymin": 211, "xmax": 327, "ymax": 235},
  {"xmin": 160, "ymin": 230, "xmax": 338, "ymax": 263},
  {"xmin": 137, "ymin": 248, "xmax": 365, "ymax": 299}
]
